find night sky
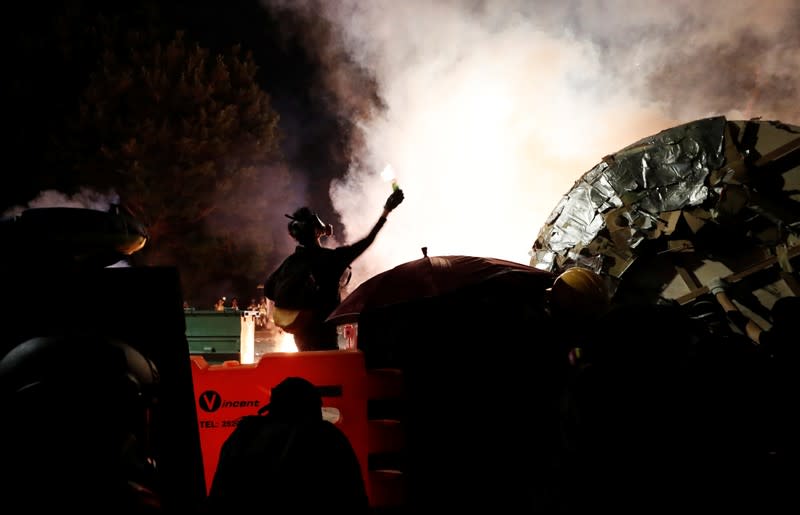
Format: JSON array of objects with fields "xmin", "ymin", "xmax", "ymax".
[{"xmin": 6, "ymin": 0, "xmax": 353, "ymax": 221}]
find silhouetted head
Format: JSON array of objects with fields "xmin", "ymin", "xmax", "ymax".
[
  {"xmin": 285, "ymin": 208, "xmax": 333, "ymax": 246},
  {"xmin": 0, "ymin": 334, "xmax": 158, "ymax": 441},
  {"xmin": 258, "ymin": 376, "xmax": 322, "ymax": 422},
  {"xmin": 0, "ymin": 334, "xmax": 161, "ymax": 507}
]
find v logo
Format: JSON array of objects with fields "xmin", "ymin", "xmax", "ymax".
[{"xmin": 198, "ymin": 390, "xmax": 222, "ymax": 412}]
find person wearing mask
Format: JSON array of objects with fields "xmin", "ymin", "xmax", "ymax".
[{"xmin": 264, "ymin": 188, "xmax": 404, "ymax": 351}]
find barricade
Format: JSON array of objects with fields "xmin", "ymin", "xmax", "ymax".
[
  {"xmin": 190, "ymin": 350, "xmax": 369, "ymax": 499},
  {"xmin": 366, "ymin": 367, "xmax": 407, "ymax": 510}
]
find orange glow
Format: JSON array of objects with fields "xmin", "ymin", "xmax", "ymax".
[{"xmin": 277, "ymin": 331, "xmax": 298, "ymax": 353}]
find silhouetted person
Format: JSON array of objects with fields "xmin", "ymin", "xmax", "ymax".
[
  {"xmin": 207, "ymin": 376, "xmax": 369, "ymax": 514},
  {"xmin": 560, "ymin": 298, "xmax": 793, "ymax": 513},
  {"xmin": 708, "ymin": 280, "xmax": 799, "ymax": 471},
  {"xmin": 265, "ymin": 188, "xmax": 404, "ymax": 351},
  {"xmin": 0, "ymin": 335, "xmax": 163, "ymax": 514}
]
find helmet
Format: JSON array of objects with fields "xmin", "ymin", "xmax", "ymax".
[
  {"xmin": 0, "ymin": 334, "xmax": 158, "ymax": 410},
  {"xmin": 549, "ymin": 267, "xmax": 610, "ymax": 319},
  {"xmin": 285, "ymin": 207, "xmax": 333, "ymax": 243},
  {"xmin": 0, "ymin": 334, "xmax": 160, "ymax": 499}
]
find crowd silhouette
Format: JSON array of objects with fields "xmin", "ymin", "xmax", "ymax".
[{"xmin": 1, "ymin": 268, "xmax": 796, "ymax": 514}]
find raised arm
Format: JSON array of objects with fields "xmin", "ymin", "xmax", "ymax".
[{"xmin": 338, "ymin": 188, "xmax": 405, "ymax": 263}]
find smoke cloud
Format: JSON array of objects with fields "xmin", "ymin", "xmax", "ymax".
[
  {"xmin": 264, "ymin": 0, "xmax": 800, "ymax": 289},
  {"xmin": 2, "ymin": 188, "xmax": 119, "ymax": 218},
  {"xmin": 1, "ymin": 188, "xmax": 130, "ymax": 268}
]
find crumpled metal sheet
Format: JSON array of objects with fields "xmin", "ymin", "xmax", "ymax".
[
  {"xmin": 531, "ymin": 116, "xmax": 800, "ymax": 297},
  {"xmin": 532, "ymin": 116, "xmax": 727, "ymax": 276}
]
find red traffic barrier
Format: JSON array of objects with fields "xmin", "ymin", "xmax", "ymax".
[{"xmin": 190, "ymin": 350, "xmax": 369, "ymax": 499}]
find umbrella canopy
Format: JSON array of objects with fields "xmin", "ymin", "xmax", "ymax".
[
  {"xmin": 0, "ymin": 205, "xmax": 148, "ymax": 269},
  {"xmin": 326, "ymin": 254, "xmax": 555, "ymax": 324}
]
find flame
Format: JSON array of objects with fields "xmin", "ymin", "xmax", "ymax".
[
  {"xmin": 380, "ymin": 164, "xmax": 396, "ymax": 182},
  {"xmin": 277, "ymin": 331, "xmax": 298, "ymax": 353},
  {"xmin": 381, "ymin": 164, "xmax": 399, "ymax": 192}
]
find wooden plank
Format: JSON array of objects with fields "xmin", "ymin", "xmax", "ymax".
[
  {"xmin": 754, "ymin": 136, "xmax": 800, "ymax": 166},
  {"xmin": 675, "ymin": 244, "xmax": 800, "ymax": 305},
  {"xmin": 675, "ymin": 265, "xmax": 702, "ymax": 292},
  {"xmin": 781, "ymin": 271, "xmax": 800, "ymax": 296}
]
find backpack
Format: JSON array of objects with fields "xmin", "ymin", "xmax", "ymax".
[
  {"xmin": 266, "ymin": 253, "xmax": 319, "ymax": 310},
  {"xmin": 265, "ymin": 252, "xmax": 320, "ymax": 332}
]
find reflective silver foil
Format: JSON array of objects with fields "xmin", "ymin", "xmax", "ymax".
[{"xmin": 530, "ymin": 116, "xmax": 800, "ymax": 295}]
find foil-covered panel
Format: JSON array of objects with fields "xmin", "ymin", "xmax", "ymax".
[{"xmin": 530, "ymin": 116, "xmax": 800, "ymax": 307}]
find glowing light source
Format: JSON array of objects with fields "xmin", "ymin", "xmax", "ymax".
[
  {"xmin": 381, "ymin": 164, "xmax": 399, "ymax": 191},
  {"xmin": 276, "ymin": 331, "xmax": 298, "ymax": 353},
  {"xmin": 380, "ymin": 164, "xmax": 396, "ymax": 182}
]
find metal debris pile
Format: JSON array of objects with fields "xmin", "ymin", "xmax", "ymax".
[{"xmin": 531, "ymin": 116, "xmax": 800, "ymax": 314}]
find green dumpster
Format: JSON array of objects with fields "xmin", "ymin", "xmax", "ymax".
[{"xmin": 184, "ymin": 310, "xmax": 242, "ymax": 363}]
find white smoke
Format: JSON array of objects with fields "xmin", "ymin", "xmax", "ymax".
[
  {"xmin": 2, "ymin": 188, "xmax": 119, "ymax": 218},
  {"xmin": 2, "ymin": 187, "xmax": 129, "ymax": 267},
  {"xmin": 264, "ymin": 0, "xmax": 800, "ymax": 288}
]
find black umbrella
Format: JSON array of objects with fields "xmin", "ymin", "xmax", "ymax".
[{"xmin": 326, "ymin": 254, "xmax": 554, "ymax": 324}]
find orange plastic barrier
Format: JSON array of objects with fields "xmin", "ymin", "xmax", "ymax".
[{"xmin": 190, "ymin": 350, "xmax": 369, "ymax": 499}]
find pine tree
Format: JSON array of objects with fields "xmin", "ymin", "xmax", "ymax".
[{"xmin": 58, "ymin": 27, "xmax": 289, "ymax": 302}]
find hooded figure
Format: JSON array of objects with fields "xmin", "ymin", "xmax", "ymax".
[{"xmin": 207, "ymin": 377, "xmax": 369, "ymax": 514}]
